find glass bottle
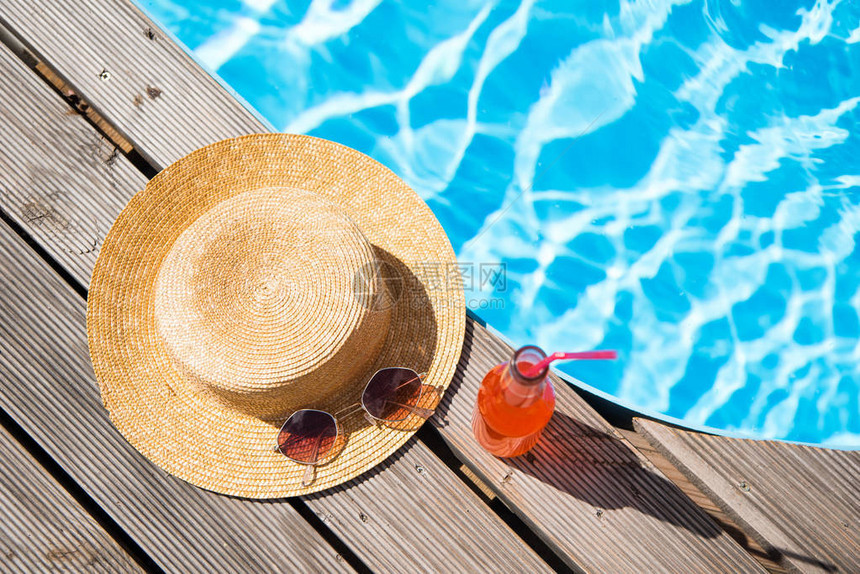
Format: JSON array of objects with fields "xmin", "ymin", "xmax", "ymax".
[{"xmin": 471, "ymin": 345, "xmax": 556, "ymax": 457}]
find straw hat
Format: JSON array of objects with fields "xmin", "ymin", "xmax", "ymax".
[{"xmin": 87, "ymin": 134, "xmax": 465, "ymax": 498}]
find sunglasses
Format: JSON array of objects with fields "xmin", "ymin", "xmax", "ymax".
[{"xmin": 275, "ymin": 367, "xmax": 433, "ymax": 486}]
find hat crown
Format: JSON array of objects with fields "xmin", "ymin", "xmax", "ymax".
[{"xmin": 153, "ymin": 187, "xmax": 392, "ymax": 417}]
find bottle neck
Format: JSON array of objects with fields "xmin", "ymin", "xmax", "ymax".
[{"xmin": 500, "ymin": 346, "xmax": 548, "ymax": 407}]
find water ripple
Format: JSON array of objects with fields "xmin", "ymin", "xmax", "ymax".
[{"xmin": 137, "ymin": 0, "xmax": 860, "ymax": 447}]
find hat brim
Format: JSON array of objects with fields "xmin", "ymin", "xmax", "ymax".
[{"xmin": 87, "ymin": 134, "xmax": 465, "ymax": 498}]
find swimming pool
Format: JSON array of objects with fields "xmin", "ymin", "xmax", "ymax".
[{"xmin": 137, "ymin": 0, "xmax": 860, "ymax": 448}]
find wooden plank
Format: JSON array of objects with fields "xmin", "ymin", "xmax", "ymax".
[
  {"xmin": 0, "ymin": 22, "xmax": 553, "ymax": 574},
  {"xmin": 0, "ymin": 3, "xmax": 764, "ymax": 569},
  {"xmin": 303, "ymin": 439, "xmax": 553, "ymax": 573},
  {"xmin": 0, "ymin": 424, "xmax": 144, "ymax": 573},
  {"xmin": 430, "ymin": 319, "xmax": 768, "ymax": 573},
  {"xmin": 0, "ymin": 0, "xmax": 265, "ymax": 171},
  {"xmin": 618, "ymin": 427, "xmax": 788, "ymax": 574},
  {"xmin": 0, "ymin": 37, "xmax": 143, "ymax": 286},
  {"xmin": 635, "ymin": 418, "xmax": 860, "ymax": 574}
]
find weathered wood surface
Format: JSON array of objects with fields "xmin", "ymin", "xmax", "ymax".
[
  {"xmin": 620, "ymin": 427, "xmax": 788, "ymax": 573},
  {"xmin": 636, "ymin": 418, "xmax": 860, "ymax": 574},
  {"xmin": 0, "ymin": 424, "xmax": 143, "ymax": 573},
  {"xmin": 0, "ymin": 30, "xmax": 143, "ymax": 285},
  {"xmin": 303, "ymin": 439, "xmax": 554, "ymax": 573},
  {"xmin": 0, "ymin": 0, "xmax": 266, "ymax": 171},
  {"xmin": 431, "ymin": 319, "xmax": 767, "ymax": 573},
  {"xmin": 0, "ymin": 21, "xmax": 553, "ymax": 574}
]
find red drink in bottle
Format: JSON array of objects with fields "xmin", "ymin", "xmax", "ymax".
[{"xmin": 472, "ymin": 345, "xmax": 555, "ymax": 457}]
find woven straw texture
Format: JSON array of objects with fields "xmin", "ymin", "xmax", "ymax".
[{"xmin": 87, "ymin": 134, "xmax": 465, "ymax": 498}]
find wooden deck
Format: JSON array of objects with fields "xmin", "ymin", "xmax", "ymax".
[
  {"xmin": 635, "ymin": 419, "xmax": 860, "ymax": 574},
  {"xmin": 0, "ymin": 1, "xmax": 856, "ymax": 572}
]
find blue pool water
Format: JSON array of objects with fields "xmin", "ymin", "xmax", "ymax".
[{"xmin": 138, "ymin": 0, "xmax": 860, "ymax": 448}]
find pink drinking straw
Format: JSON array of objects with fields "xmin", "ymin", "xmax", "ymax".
[{"xmin": 522, "ymin": 350, "xmax": 618, "ymax": 378}]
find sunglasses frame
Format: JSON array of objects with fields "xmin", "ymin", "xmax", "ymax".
[{"xmin": 275, "ymin": 368, "xmax": 432, "ymax": 486}]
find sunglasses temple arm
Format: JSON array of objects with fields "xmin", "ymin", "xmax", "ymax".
[
  {"xmin": 301, "ymin": 435, "xmax": 324, "ymax": 487},
  {"xmin": 386, "ymin": 399, "xmax": 435, "ymax": 419},
  {"xmin": 393, "ymin": 371, "xmax": 429, "ymax": 391},
  {"xmin": 409, "ymin": 405, "xmax": 435, "ymax": 419},
  {"xmin": 302, "ymin": 464, "xmax": 316, "ymax": 487}
]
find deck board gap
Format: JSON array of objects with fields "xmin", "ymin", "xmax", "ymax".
[
  {"xmin": 0, "ymin": 404, "xmax": 163, "ymax": 573},
  {"xmin": 0, "ymin": 205, "xmax": 87, "ymax": 300},
  {"xmin": 0, "ymin": 16, "xmax": 159, "ymax": 178},
  {"xmin": 417, "ymin": 426, "xmax": 574, "ymax": 573},
  {"xmin": 288, "ymin": 499, "xmax": 371, "ymax": 574}
]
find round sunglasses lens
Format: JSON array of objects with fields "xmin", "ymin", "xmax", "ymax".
[
  {"xmin": 277, "ymin": 410, "xmax": 338, "ymax": 464},
  {"xmin": 362, "ymin": 368, "xmax": 422, "ymax": 422}
]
